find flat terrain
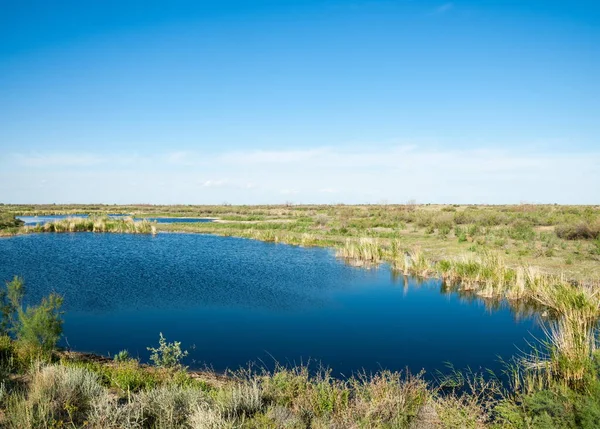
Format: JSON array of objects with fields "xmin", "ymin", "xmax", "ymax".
[
  {"xmin": 2, "ymin": 204, "xmax": 600, "ymax": 428},
  {"xmin": 3, "ymin": 203, "xmax": 599, "ymax": 281}
]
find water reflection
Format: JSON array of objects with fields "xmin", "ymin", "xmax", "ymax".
[{"xmin": 0, "ymin": 233, "xmax": 543, "ymax": 377}]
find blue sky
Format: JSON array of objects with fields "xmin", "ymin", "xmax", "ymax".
[{"xmin": 1, "ymin": 0, "xmax": 598, "ymax": 204}]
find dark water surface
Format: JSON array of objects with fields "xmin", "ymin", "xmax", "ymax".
[
  {"xmin": 17, "ymin": 215, "xmax": 213, "ymax": 225},
  {"xmin": 0, "ymin": 233, "xmax": 542, "ymax": 377}
]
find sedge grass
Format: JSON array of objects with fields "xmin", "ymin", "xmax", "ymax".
[{"xmin": 24, "ymin": 216, "xmax": 157, "ymax": 235}]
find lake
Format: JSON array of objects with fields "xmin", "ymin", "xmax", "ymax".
[
  {"xmin": 0, "ymin": 232, "xmax": 542, "ymax": 377},
  {"xmin": 17, "ymin": 215, "xmax": 213, "ymax": 225}
]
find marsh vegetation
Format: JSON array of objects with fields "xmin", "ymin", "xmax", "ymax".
[
  {"xmin": 0, "ymin": 279, "xmax": 599, "ymax": 428},
  {"xmin": 20, "ymin": 216, "xmax": 157, "ymax": 235},
  {"xmin": 1, "ymin": 204, "xmax": 599, "ymax": 427},
  {"xmin": 0, "ymin": 213, "xmax": 23, "ymax": 234}
]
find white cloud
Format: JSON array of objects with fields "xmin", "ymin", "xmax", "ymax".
[
  {"xmin": 200, "ymin": 179, "xmax": 228, "ymax": 188},
  {"xmin": 2, "ymin": 145, "xmax": 599, "ymax": 204},
  {"xmin": 220, "ymin": 148, "xmax": 329, "ymax": 165}
]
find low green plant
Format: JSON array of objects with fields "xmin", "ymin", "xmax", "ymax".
[
  {"xmin": 438, "ymin": 224, "xmax": 451, "ymax": 238},
  {"xmin": 0, "ymin": 213, "xmax": 23, "ymax": 230},
  {"xmin": 556, "ymin": 222, "xmax": 600, "ymax": 240},
  {"xmin": 510, "ymin": 221, "xmax": 536, "ymax": 241},
  {"xmin": 147, "ymin": 333, "xmax": 189, "ymax": 369},
  {"xmin": 1, "ymin": 277, "xmax": 63, "ymax": 351},
  {"xmin": 110, "ymin": 360, "xmax": 158, "ymax": 392},
  {"xmin": 113, "ymin": 349, "xmax": 131, "ymax": 362},
  {"xmin": 6, "ymin": 364, "xmax": 105, "ymax": 428},
  {"xmin": 496, "ymin": 377, "xmax": 600, "ymax": 429},
  {"xmin": 592, "ymin": 238, "xmax": 600, "ymax": 256}
]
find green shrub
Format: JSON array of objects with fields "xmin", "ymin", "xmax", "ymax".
[
  {"xmin": 438, "ymin": 224, "xmax": 452, "ymax": 238},
  {"xmin": 110, "ymin": 360, "xmax": 159, "ymax": 392},
  {"xmin": 453, "ymin": 211, "xmax": 475, "ymax": 225},
  {"xmin": 455, "ymin": 227, "xmax": 468, "ymax": 243},
  {"xmin": 556, "ymin": 222, "xmax": 600, "ymax": 240},
  {"xmin": 113, "ymin": 349, "xmax": 131, "ymax": 362},
  {"xmin": 496, "ymin": 384, "xmax": 600, "ymax": 429},
  {"xmin": 0, "ymin": 214, "xmax": 24, "ymax": 230},
  {"xmin": 147, "ymin": 333, "xmax": 188, "ymax": 369},
  {"xmin": 1, "ymin": 277, "xmax": 63, "ymax": 351},
  {"xmin": 6, "ymin": 364, "xmax": 105, "ymax": 428},
  {"xmin": 592, "ymin": 238, "xmax": 600, "ymax": 256},
  {"xmin": 17, "ymin": 294, "xmax": 63, "ymax": 351},
  {"xmin": 139, "ymin": 385, "xmax": 208, "ymax": 428},
  {"xmin": 468, "ymin": 224, "xmax": 480, "ymax": 237},
  {"xmin": 509, "ymin": 221, "xmax": 536, "ymax": 241}
]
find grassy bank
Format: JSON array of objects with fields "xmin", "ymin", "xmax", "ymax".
[
  {"xmin": 3, "ymin": 204, "xmax": 599, "ymax": 281},
  {"xmin": 0, "ymin": 266, "xmax": 597, "ymax": 427},
  {"xmin": 0, "ymin": 213, "xmax": 24, "ymax": 235},
  {"xmin": 1, "ymin": 204, "xmax": 600, "ymax": 427},
  {"xmin": 1, "ymin": 328, "xmax": 600, "ymax": 428},
  {"xmin": 140, "ymin": 204, "xmax": 599, "ymax": 280},
  {"xmin": 22, "ymin": 216, "xmax": 157, "ymax": 235},
  {"xmin": 0, "ymin": 342, "xmax": 431, "ymax": 429}
]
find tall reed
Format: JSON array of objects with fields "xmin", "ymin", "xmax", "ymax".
[
  {"xmin": 336, "ymin": 238, "xmax": 383, "ymax": 266},
  {"xmin": 26, "ymin": 216, "xmax": 156, "ymax": 235}
]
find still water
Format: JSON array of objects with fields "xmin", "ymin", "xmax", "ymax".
[
  {"xmin": 17, "ymin": 215, "xmax": 213, "ymax": 225},
  {"xmin": 0, "ymin": 233, "xmax": 541, "ymax": 377}
]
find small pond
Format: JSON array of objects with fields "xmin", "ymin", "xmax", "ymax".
[
  {"xmin": 17, "ymin": 215, "xmax": 213, "ymax": 225},
  {"xmin": 0, "ymin": 233, "xmax": 542, "ymax": 377}
]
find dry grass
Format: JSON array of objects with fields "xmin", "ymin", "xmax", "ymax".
[
  {"xmin": 336, "ymin": 238, "xmax": 383, "ymax": 266},
  {"xmin": 24, "ymin": 216, "xmax": 157, "ymax": 235},
  {"xmin": 5, "ymin": 203, "xmax": 600, "ymax": 278},
  {"xmin": 1, "ymin": 361, "xmax": 431, "ymax": 429}
]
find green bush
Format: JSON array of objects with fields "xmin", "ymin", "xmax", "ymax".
[
  {"xmin": 496, "ymin": 385, "xmax": 600, "ymax": 429},
  {"xmin": 1, "ymin": 277, "xmax": 63, "ymax": 351},
  {"xmin": 509, "ymin": 221, "xmax": 536, "ymax": 241},
  {"xmin": 110, "ymin": 360, "xmax": 159, "ymax": 392},
  {"xmin": 455, "ymin": 226, "xmax": 468, "ymax": 243},
  {"xmin": 17, "ymin": 294, "xmax": 63, "ymax": 351},
  {"xmin": 556, "ymin": 222, "xmax": 600, "ymax": 240},
  {"xmin": 147, "ymin": 333, "xmax": 188, "ymax": 369},
  {"xmin": 6, "ymin": 364, "xmax": 105, "ymax": 428},
  {"xmin": 0, "ymin": 213, "xmax": 23, "ymax": 230},
  {"xmin": 113, "ymin": 349, "xmax": 130, "ymax": 362},
  {"xmin": 592, "ymin": 239, "xmax": 600, "ymax": 256}
]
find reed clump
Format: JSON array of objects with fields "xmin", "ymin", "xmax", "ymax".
[
  {"xmin": 230, "ymin": 229, "xmax": 324, "ymax": 248},
  {"xmin": 545, "ymin": 316, "xmax": 597, "ymax": 385},
  {"xmin": 402, "ymin": 247, "xmax": 433, "ymax": 277},
  {"xmin": 26, "ymin": 216, "xmax": 157, "ymax": 235},
  {"xmin": 523, "ymin": 276, "xmax": 600, "ymax": 386},
  {"xmin": 338, "ymin": 239, "xmax": 520, "ymax": 296},
  {"xmin": 336, "ymin": 238, "xmax": 383, "ymax": 266},
  {"xmin": 529, "ymin": 277, "xmax": 600, "ymax": 321},
  {"xmin": 436, "ymin": 252, "xmax": 521, "ymax": 299},
  {"xmin": 336, "ymin": 237, "xmax": 600, "ymax": 340},
  {"xmin": 19, "ymin": 203, "xmax": 596, "ymax": 280}
]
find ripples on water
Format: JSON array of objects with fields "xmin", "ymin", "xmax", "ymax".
[{"xmin": 0, "ymin": 233, "xmax": 542, "ymax": 377}]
